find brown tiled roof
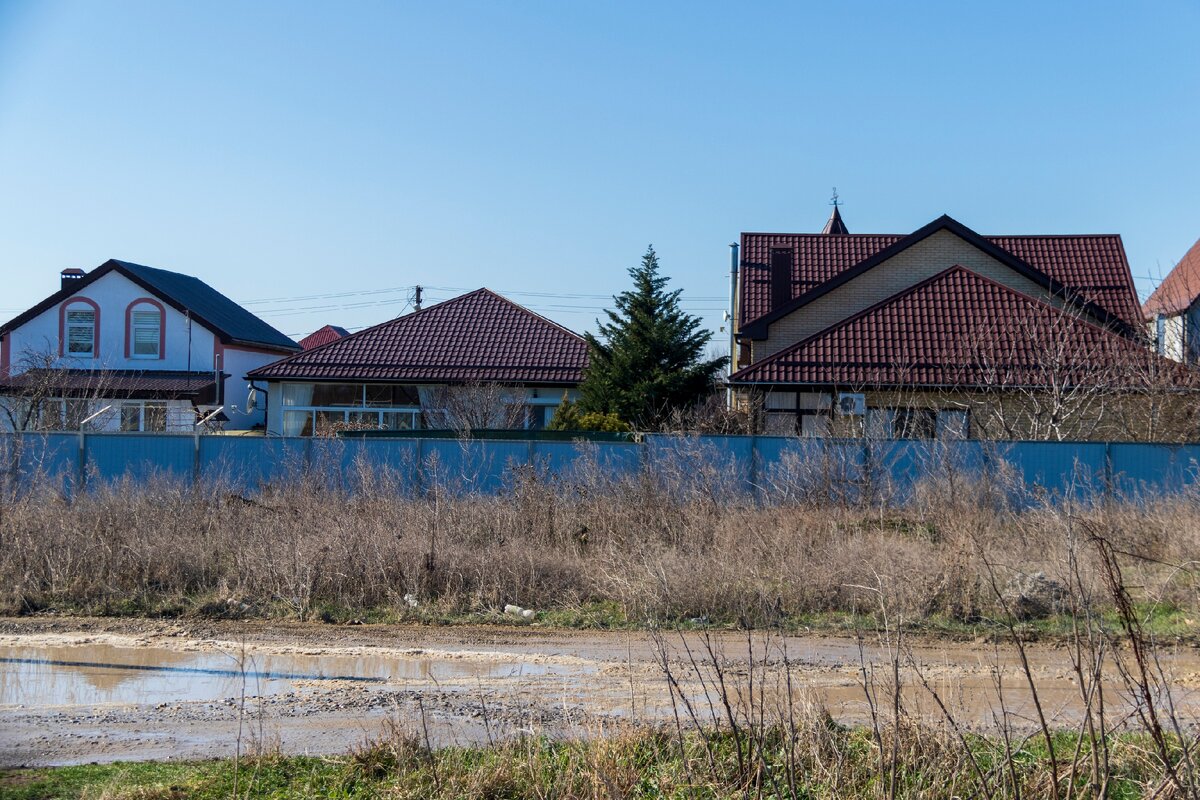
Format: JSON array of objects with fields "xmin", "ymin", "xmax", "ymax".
[
  {"xmin": 248, "ymin": 289, "xmax": 588, "ymax": 384},
  {"xmin": 730, "ymin": 266, "xmax": 1151, "ymax": 388},
  {"xmin": 739, "ymin": 220, "xmax": 1141, "ymax": 330},
  {"xmin": 299, "ymin": 324, "xmax": 350, "ymax": 350},
  {"xmin": 0, "ymin": 369, "xmax": 218, "ymax": 398},
  {"xmin": 1143, "ymin": 237, "xmax": 1200, "ymax": 318}
]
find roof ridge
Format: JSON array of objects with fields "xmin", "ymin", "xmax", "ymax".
[{"xmin": 474, "ymin": 287, "xmax": 586, "ymax": 341}]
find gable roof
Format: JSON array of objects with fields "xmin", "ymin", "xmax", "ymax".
[
  {"xmin": 299, "ymin": 324, "xmax": 351, "ymax": 350},
  {"xmin": 730, "ymin": 265, "xmax": 1152, "ymax": 389},
  {"xmin": 739, "ymin": 215, "xmax": 1142, "ymax": 336},
  {"xmin": 1143, "ymin": 237, "xmax": 1200, "ymax": 319},
  {"xmin": 0, "ymin": 259, "xmax": 299, "ymax": 353},
  {"xmin": 247, "ymin": 288, "xmax": 589, "ymax": 384}
]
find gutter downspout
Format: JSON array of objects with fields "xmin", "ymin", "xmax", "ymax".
[{"xmin": 727, "ymin": 241, "xmax": 739, "ymax": 409}]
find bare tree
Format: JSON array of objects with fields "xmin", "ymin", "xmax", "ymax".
[
  {"xmin": 420, "ymin": 382, "xmax": 529, "ymax": 433},
  {"xmin": 0, "ymin": 346, "xmax": 116, "ymax": 433}
]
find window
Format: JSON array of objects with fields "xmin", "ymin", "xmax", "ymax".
[
  {"xmin": 279, "ymin": 382, "xmax": 423, "ymax": 436},
  {"xmin": 130, "ymin": 305, "xmax": 162, "ymax": 358},
  {"xmin": 65, "ymin": 307, "xmax": 96, "ymax": 356},
  {"xmin": 893, "ymin": 408, "xmax": 937, "ymax": 440},
  {"xmin": 119, "ymin": 401, "xmax": 169, "ymax": 432},
  {"xmin": 120, "ymin": 404, "xmax": 142, "ymax": 432},
  {"xmin": 936, "ymin": 409, "xmax": 970, "ymax": 439}
]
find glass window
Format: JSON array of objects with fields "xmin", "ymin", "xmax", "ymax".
[
  {"xmin": 144, "ymin": 403, "xmax": 168, "ymax": 432},
  {"xmin": 312, "ymin": 384, "xmax": 362, "ymax": 407},
  {"xmin": 366, "ymin": 384, "xmax": 421, "ymax": 407},
  {"xmin": 282, "ymin": 410, "xmax": 313, "ymax": 437},
  {"xmin": 120, "ymin": 404, "xmax": 142, "ymax": 432},
  {"xmin": 64, "ymin": 399, "xmax": 90, "ymax": 430},
  {"xmin": 282, "ymin": 383, "xmax": 315, "ymax": 407},
  {"xmin": 382, "ymin": 411, "xmax": 416, "ymax": 430},
  {"xmin": 66, "ymin": 308, "xmax": 95, "ymax": 356},
  {"xmin": 894, "ymin": 408, "xmax": 936, "ymax": 440},
  {"xmin": 937, "ymin": 409, "xmax": 970, "ymax": 439},
  {"xmin": 799, "ymin": 412, "xmax": 830, "ymax": 438},
  {"xmin": 131, "ymin": 308, "xmax": 161, "ymax": 357},
  {"xmin": 349, "ymin": 411, "xmax": 380, "ymax": 427}
]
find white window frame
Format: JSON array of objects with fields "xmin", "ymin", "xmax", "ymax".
[
  {"xmin": 65, "ymin": 305, "xmax": 96, "ymax": 358},
  {"xmin": 130, "ymin": 304, "xmax": 162, "ymax": 359}
]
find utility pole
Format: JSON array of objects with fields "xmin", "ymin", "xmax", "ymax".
[{"xmin": 413, "ymin": 285, "xmax": 423, "ymax": 311}]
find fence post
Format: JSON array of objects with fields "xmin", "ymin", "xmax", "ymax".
[
  {"xmin": 193, "ymin": 431, "xmax": 201, "ymax": 485},
  {"xmin": 77, "ymin": 429, "xmax": 86, "ymax": 487},
  {"xmin": 748, "ymin": 435, "xmax": 759, "ymax": 497},
  {"xmin": 1104, "ymin": 440, "xmax": 1114, "ymax": 503}
]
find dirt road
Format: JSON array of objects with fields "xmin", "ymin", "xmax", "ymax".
[{"xmin": 2, "ymin": 616, "xmax": 1199, "ymax": 767}]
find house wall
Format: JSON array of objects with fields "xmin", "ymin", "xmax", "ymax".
[
  {"xmin": 1148, "ymin": 314, "xmax": 1186, "ymax": 362},
  {"xmin": 1, "ymin": 272, "xmax": 286, "ymax": 430},
  {"xmin": 739, "ymin": 386, "xmax": 1199, "ymax": 443},
  {"xmin": 749, "ymin": 230, "xmax": 1097, "ymax": 362},
  {"xmin": 218, "ymin": 346, "xmax": 279, "ymax": 429},
  {"xmin": 3, "ymin": 271, "xmax": 219, "ymax": 374}
]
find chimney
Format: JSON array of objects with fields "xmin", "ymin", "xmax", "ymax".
[
  {"xmin": 60, "ymin": 268, "xmax": 86, "ymax": 291},
  {"xmin": 770, "ymin": 248, "xmax": 792, "ymax": 311}
]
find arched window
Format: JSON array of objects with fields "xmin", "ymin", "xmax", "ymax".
[
  {"xmin": 60, "ymin": 298, "xmax": 100, "ymax": 358},
  {"xmin": 126, "ymin": 299, "xmax": 165, "ymax": 359}
]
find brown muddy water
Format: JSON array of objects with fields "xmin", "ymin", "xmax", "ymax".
[{"xmin": 2, "ymin": 617, "xmax": 1200, "ymax": 767}]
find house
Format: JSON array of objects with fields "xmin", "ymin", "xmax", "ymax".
[
  {"xmin": 1143, "ymin": 237, "xmax": 1200, "ymax": 363},
  {"xmin": 299, "ymin": 324, "xmax": 350, "ymax": 350},
  {"xmin": 0, "ymin": 260, "xmax": 300, "ymax": 432},
  {"xmin": 246, "ymin": 288, "xmax": 588, "ymax": 436},
  {"xmin": 728, "ymin": 210, "xmax": 1168, "ymax": 440}
]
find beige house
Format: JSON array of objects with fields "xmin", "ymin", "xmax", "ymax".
[{"xmin": 729, "ymin": 211, "xmax": 1187, "ymax": 441}]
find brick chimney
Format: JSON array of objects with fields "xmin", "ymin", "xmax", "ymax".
[{"xmin": 60, "ymin": 268, "xmax": 85, "ymax": 291}]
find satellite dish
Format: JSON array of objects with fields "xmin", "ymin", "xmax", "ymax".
[{"xmin": 246, "ymin": 387, "xmax": 257, "ymax": 412}]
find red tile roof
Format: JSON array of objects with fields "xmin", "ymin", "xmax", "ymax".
[
  {"xmin": 730, "ymin": 266, "xmax": 1152, "ymax": 388},
  {"xmin": 1143, "ymin": 237, "xmax": 1200, "ymax": 318},
  {"xmin": 299, "ymin": 324, "xmax": 350, "ymax": 350},
  {"xmin": 248, "ymin": 289, "xmax": 588, "ymax": 384},
  {"xmin": 0, "ymin": 369, "xmax": 218, "ymax": 398},
  {"xmin": 739, "ymin": 222, "xmax": 1141, "ymax": 330}
]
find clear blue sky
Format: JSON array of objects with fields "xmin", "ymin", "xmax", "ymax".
[{"xmin": 1, "ymin": 1, "xmax": 1197, "ymax": 346}]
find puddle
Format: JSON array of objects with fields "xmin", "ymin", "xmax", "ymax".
[{"xmin": 0, "ymin": 643, "xmax": 571, "ymax": 709}]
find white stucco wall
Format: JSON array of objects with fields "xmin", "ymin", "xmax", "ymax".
[
  {"xmin": 3, "ymin": 271, "xmax": 218, "ymax": 374},
  {"xmin": 2, "ymin": 271, "xmax": 292, "ymax": 431}
]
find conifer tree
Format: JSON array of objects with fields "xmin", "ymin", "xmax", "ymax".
[{"xmin": 578, "ymin": 245, "xmax": 727, "ymax": 426}]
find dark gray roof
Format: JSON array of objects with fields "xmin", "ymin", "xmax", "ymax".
[{"xmin": 0, "ymin": 259, "xmax": 299, "ymax": 353}]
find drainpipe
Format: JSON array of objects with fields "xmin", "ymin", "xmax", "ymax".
[{"xmin": 727, "ymin": 241, "xmax": 739, "ymax": 409}]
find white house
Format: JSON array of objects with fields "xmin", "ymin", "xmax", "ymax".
[{"xmin": 0, "ymin": 260, "xmax": 299, "ymax": 432}]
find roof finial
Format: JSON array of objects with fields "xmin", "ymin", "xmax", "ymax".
[{"xmin": 821, "ymin": 189, "xmax": 849, "ymax": 235}]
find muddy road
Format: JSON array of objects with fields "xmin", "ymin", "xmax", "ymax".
[{"xmin": 2, "ymin": 616, "xmax": 1200, "ymax": 767}]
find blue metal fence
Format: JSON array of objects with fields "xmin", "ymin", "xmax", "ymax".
[{"xmin": 4, "ymin": 432, "xmax": 1200, "ymax": 503}]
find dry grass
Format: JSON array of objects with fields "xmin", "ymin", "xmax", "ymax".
[{"xmin": 1, "ymin": 438, "xmax": 1198, "ymax": 631}]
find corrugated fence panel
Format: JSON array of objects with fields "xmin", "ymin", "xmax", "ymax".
[
  {"xmin": 643, "ymin": 435, "xmax": 755, "ymax": 495},
  {"xmin": 14, "ymin": 433, "xmax": 79, "ymax": 488},
  {"xmin": 1005, "ymin": 442, "xmax": 1108, "ymax": 500},
  {"xmin": 84, "ymin": 434, "xmax": 195, "ymax": 483},
  {"xmin": 200, "ymin": 436, "xmax": 309, "ymax": 491},
  {"xmin": 6, "ymin": 433, "xmax": 1200, "ymax": 502},
  {"xmin": 1110, "ymin": 444, "xmax": 1200, "ymax": 499}
]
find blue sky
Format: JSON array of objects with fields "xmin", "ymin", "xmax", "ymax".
[{"xmin": 1, "ymin": 1, "xmax": 1197, "ymax": 347}]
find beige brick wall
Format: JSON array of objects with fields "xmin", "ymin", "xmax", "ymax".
[{"xmin": 750, "ymin": 230, "xmax": 1104, "ymax": 362}]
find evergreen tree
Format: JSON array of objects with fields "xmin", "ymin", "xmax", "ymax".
[{"xmin": 578, "ymin": 245, "xmax": 727, "ymax": 427}]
